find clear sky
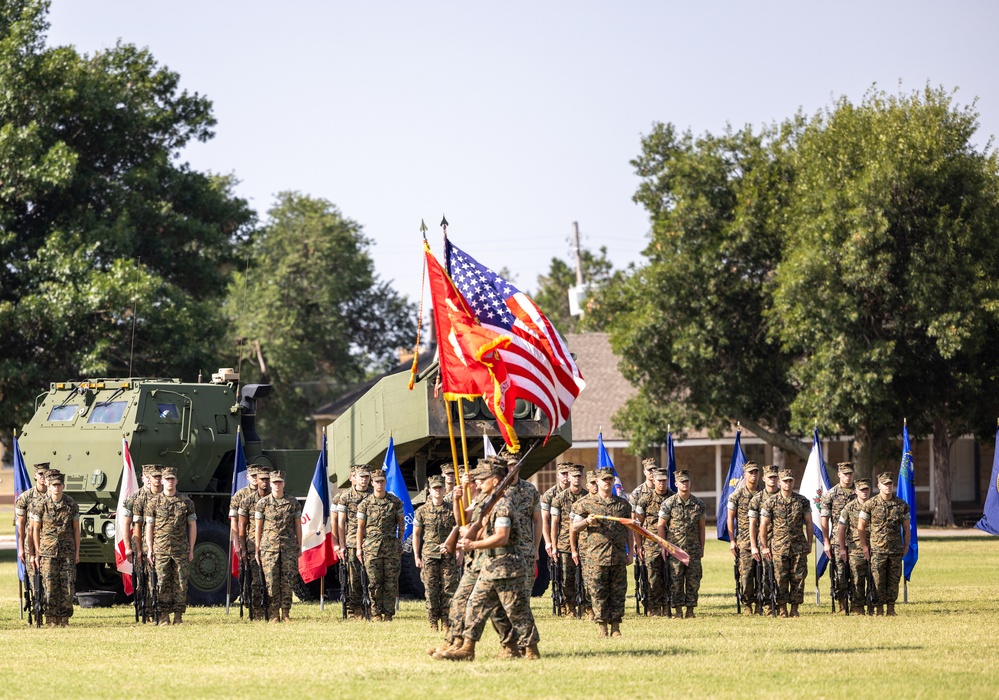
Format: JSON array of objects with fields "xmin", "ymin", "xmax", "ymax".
[{"xmin": 45, "ymin": 1, "xmax": 999, "ymax": 307}]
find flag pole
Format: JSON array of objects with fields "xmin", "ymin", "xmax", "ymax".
[
  {"xmin": 444, "ymin": 398, "xmax": 466, "ymax": 526},
  {"xmin": 15, "ymin": 429, "xmax": 23, "ymax": 621},
  {"xmin": 320, "ymin": 574, "xmax": 325, "ymax": 612},
  {"xmin": 225, "ymin": 531, "xmax": 233, "ymax": 614},
  {"xmin": 457, "ymin": 397, "xmax": 472, "ymax": 504}
]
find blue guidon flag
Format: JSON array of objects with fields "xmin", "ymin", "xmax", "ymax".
[
  {"xmin": 13, "ymin": 434, "xmax": 31, "ymax": 585},
  {"xmin": 717, "ymin": 429, "xmax": 747, "ymax": 541},
  {"xmin": 384, "ymin": 437, "xmax": 415, "ymax": 543},
  {"xmin": 975, "ymin": 425, "xmax": 999, "ymax": 536},
  {"xmin": 897, "ymin": 424, "xmax": 919, "ymax": 580}
]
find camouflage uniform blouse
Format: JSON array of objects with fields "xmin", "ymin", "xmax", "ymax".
[
  {"xmin": 144, "ymin": 492, "xmax": 197, "ymax": 556},
  {"xmin": 229, "ymin": 484, "xmax": 255, "ymax": 520},
  {"xmin": 506, "ymin": 479, "xmax": 541, "ymax": 562},
  {"xmin": 30, "ymin": 495, "xmax": 79, "ymax": 558},
  {"xmin": 748, "ymin": 488, "xmax": 779, "ymax": 544},
  {"xmin": 550, "ymin": 487, "xmax": 588, "ymax": 553},
  {"xmin": 629, "ymin": 481, "xmax": 653, "ymax": 508},
  {"xmin": 15, "ymin": 486, "xmax": 45, "ymax": 520},
  {"xmin": 838, "ymin": 499, "xmax": 866, "ymax": 552},
  {"xmin": 478, "ymin": 495, "xmax": 524, "ymax": 582},
  {"xmin": 634, "ymin": 488, "xmax": 672, "ymax": 555},
  {"xmin": 540, "ymin": 483, "xmax": 562, "ymax": 514},
  {"xmin": 570, "ymin": 494, "xmax": 632, "ymax": 566},
  {"xmin": 658, "ymin": 494, "xmax": 706, "ymax": 557},
  {"xmin": 357, "ymin": 493, "xmax": 404, "ymax": 558},
  {"xmin": 858, "ymin": 495, "xmax": 910, "ymax": 555},
  {"xmin": 341, "ymin": 487, "xmax": 373, "ymax": 548},
  {"xmin": 414, "ymin": 501, "xmax": 455, "ymax": 560},
  {"xmin": 760, "ymin": 492, "xmax": 811, "ymax": 556},
  {"xmin": 727, "ymin": 484, "xmax": 760, "ymax": 548},
  {"xmin": 254, "ymin": 494, "xmax": 302, "ymax": 552},
  {"xmin": 819, "ymin": 484, "xmax": 856, "ymax": 534}
]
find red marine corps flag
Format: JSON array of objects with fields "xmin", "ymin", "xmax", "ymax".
[{"xmin": 114, "ymin": 436, "xmax": 139, "ymax": 595}]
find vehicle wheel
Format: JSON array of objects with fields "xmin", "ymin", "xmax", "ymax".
[
  {"xmin": 75, "ymin": 563, "xmax": 129, "ymax": 604},
  {"xmin": 187, "ymin": 520, "xmax": 230, "ymax": 606}
]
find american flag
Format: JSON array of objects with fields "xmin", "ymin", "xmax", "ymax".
[{"xmin": 445, "ymin": 239, "xmax": 585, "ymax": 436}]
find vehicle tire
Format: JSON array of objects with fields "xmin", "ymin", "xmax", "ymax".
[
  {"xmin": 398, "ymin": 537, "xmax": 425, "ymax": 599},
  {"xmin": 187, "ymin": 520, "xmax": 230, "ymax": 606},
  {"xmin": 532, "ymin": 541, "xmax": 551, "ymax": 597},
  {"xmin": 75, "ymin": 562, "xmax": 129, "ymax": 604}
]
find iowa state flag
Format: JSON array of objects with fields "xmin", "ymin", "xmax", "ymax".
[
  {"xmin": 299, "ymin": 435, "xmax": 337, "ymax": 583},
  {"xmin": 114, "ymin": 437, "xmax": 140, "ymax": 595},
  {"xmin": 717, "ymin": 430, "xmax": 747, "ymax": 542}
]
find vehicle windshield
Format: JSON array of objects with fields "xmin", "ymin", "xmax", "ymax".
[
  {"xmin": 88, "ymin": 401, "xmax": 128, "ymax": 424},
  {"xmin": 47, "ymin": 405, "xmax": 78, "ymax": 422}
]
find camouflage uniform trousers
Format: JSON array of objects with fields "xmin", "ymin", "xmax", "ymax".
[
  {"xmin": 421, "ymin": 555, "xmax": 459, "ymax": 623},
  {"xmin": 243, "ymin": 541, "xmax": 266, "ymax": 619},
  {"xmin": 559, "ymin": 551, "xmax": 591, "ymax": 609},
  {"xmin": 131, "ymin": 534, "xmax": 155, "ymax": 609},
  {"xmin": 260, "ymin": 545, "xmax": 297, "ymax": 614},
  {"xmin": 830, "ymin": 544, "xmax": 850, "ymax": 601},
  {"xmin": 583, "ymin": 563, "xmax": 628, "ymax": 624},
  {"xmin": 847, "ymin": 552, "xmax": 870, "ymax": 606},
  {"xmin": 345, "ymin": 548, "xmax": 364, "ymax": 616},
  {"xmin": 646, "ymin": 548, "xmax": 669, "ymax": 610},
  {"xmin": 772, "ymin": 552, "xmax": 807, "ymax": 605},
  {"xmin": 446, "ymin": 563, "xmax": 514, "ymax": 645},
  {"xmin": 155, "ymin": 554, "xmax": 190, "ymax": 615},
  {"xmin": 737, "ymin": 548, "xmax": 757, "ymax": 607},
  {"xmin": 669, "ymin": 555, "xmax": 703, "ymax": 608},
  {"xmin": 870, "ymin": 551, "xmax": 903, "ymax": 605},
  {"xmin": 364, "ymin": 554, "xmax": 401, "ymax": 617},
  {"xmin": 40, "ymin": 555, "xmax": 75, "ymax": 618},
  {"xmin": 522, "ymin": 556, "xmax": 537, "ymax": 600},
  {"xmin": 464, "ymin": 574, "xmax": 539, "ymax": 650}
]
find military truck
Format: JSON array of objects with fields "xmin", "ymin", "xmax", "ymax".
[{"xmin": 17, "ymin": 360, "xmax": 570, "ymax": 605}]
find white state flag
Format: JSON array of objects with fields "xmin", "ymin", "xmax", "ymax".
[
  {"xmin": 114, "ymin": 437, "xmax": 139, "ymax": 593},
  {"xmin": 483, "ymin": 433, "xmax": 497, "ymax": 458},
  {"xmin": 799, "ymin": 428, "xmax": 833, "ymax": 576}
]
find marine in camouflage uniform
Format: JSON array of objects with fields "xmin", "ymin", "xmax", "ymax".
[
  {"xmin": 837, "ymin": 477, "xmax": 873, "ymax": 614},
  {"xmin": 144, "ymin": 467, "xmax": 197, "ymax": 625},
  {"xmin": 657, "ymin": 469, "xmax": 706, "ymax": 618},
  {"xmin": 357, "ymin": 470, "xmax": 404, "ymax": 621},
  {"xmin": 629, "ymin": 457, "xmax": 659, "ymax": 507},
  {"xmin": 254, "ymin": 469, "xmax": 302, "ymax": 622},
  {"xmin": 541, "ymin": 461, "xmax": 571, "ymax": 609},
  {"xmin": 501, "ymin": 455, "xmax": 542, "ymax": 600},
  {"xmin": 551, "ymin": 465, "xmax": 591, "ymax": 616},
  {"xmin": 635, "ymin": 468, "xmax": 674, "ymax": 616},
  {"xmin": 238, "ymin": 467, "xmax": 271, "ymax": 618},
  {"xmin": 858, "ymin": 472, "xmax": 911, "ymax": 616},
  {"xmin": 15, "ymin": 463, "xmax": 49, "ymax": 566},
  {"xmin": 335, "ymin": 466, "xmax": 372, "ymax": 619},
  {"xmin": 29, "ymin": 470, "xmax": 79, "ymax": 627},
  {"xmin": 749, "ymin": 465, "xmax": 781, "ymax": 615},
  {"xmin": 414, "ymin": 475, "xmax": 458, "ymax": 629},
  {"xmin": 125, "ymin": 464, "xmax": 163, "ymax": 612},
  {"xmin": 448, "ymin": 462, "xmax": 540, "ymax": 661},
  {"xmin": 820, "ymin": 462, "xmax": 856, "ymax": 613},
  {"xmin": 727, "ymin": 461, "xmax": 761, "ymax": 614},
  {"xmin": 759, "ymin": 469, "xmax": 812, "ymax": 618},
  {"xmin": 571, "ymin": 467, "xmax": 633, "ymax": 637}
]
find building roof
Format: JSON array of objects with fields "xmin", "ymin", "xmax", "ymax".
[{"xmin": 564, "ymin": 332, "xmax": 636, "ymax": 442}]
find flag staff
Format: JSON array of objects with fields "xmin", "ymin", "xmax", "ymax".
[
  {"xmin": 444, "ymin": 399, "xmax": 466, "ymax": 526},
  {"xmin": 225, "ymin": 425, "xmax": 242, "ymax": 615},
  {"xmin": 15, "ymin": 428, "xmax": 23, "ymax": 621},
  {"xmin": 457, "ymin": 397, "xmax": 472, "ymax": 501}
]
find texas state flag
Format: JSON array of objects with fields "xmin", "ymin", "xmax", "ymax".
[{"xmin": 298, "ymin": 434, "xmax": 337, "ymax": 583}]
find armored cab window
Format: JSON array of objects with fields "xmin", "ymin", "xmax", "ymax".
[
  {"xmin": 47, "ymin": 405, "xmax": 78, "ymax": 422},
  {"xmin": 88, "ymin": 401, "xmax": 128, "ymax": 424},
  {"xmin": 157, "ymin": 403, "xmax": 180, "ymax": 421}
]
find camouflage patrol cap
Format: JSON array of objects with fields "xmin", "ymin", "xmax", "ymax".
[
  {"xmin": 743, "ymin": 461, "xmax": 760, "ymax": 472},
  {"xmin": 141, "ymin": 464, "xmax": 163, "ymax": 477},
  {"xmin": 256, "ymin": 467, "xmax": 271, "ymax": 479},
  {"xmin": 270, "ymin": 469, "xmax": 286, "ymax": 482},
  {"xmin": 877, "ymin": 472, "xmax": 893, "ymax": 485},
  {"xmin": 675, "ymin": 469, "xmax": 691, "ymax": 483},
  {"xmin": 354, "ymin": 466, "xmax": 372, "ymax": 477},
  {"xmin": 642, "ymin": 457, "xmax": 659, "ymax": 470},
  {"xmin": 596, "ymin": 466, "xmax": 616, "ymax": 481},
  {"xmin": 855, "ymin": 477, "xmax": 871, "ymax": 489},
  {"xmin": 470, "ymin": 462, "xmax": 503, "ymax": 480},
  {"xmin": 370, "ymin": 469, "xmax": 386, "ymax": 482},
  {"xmin": 654, "ymin": 468, "xmax": 670, "ymax": 481},
  {"xmin": 246, "ymin": 464, "xmax": 260, "ymax": 477},
  {"xmin": 32, "ymin": 462, "xmax": 50, "ymax": 473},
  {"xmin": 779, "ymin": 469, "xmax": 794, "ymax": 481},
  {"xmin": 439, "ymin": 463, "xmax": 455, "ymax": 476},
  {"xmin": 46, "ymin": 470, "xmax": 64, "ymax": 484},
  {"xmin": 763, "ymin": 464, "xmax": 780, "ymax": 477},
  {"xmin": 428, "ymin": 475, "xmax": 445, "ymax": 488},
  {"xmin": 161, "ymin": 466, "xmax": 178, "ymax": 479},
  {"xmin": 837, "ymin": 462, "xmax": 855, "ymax": 474},
  {"xmin": 556, "ymin": 461, "xmax": 573, "ymax": 474},
  {"xmin": 567, "ymin": 465, "xmax": 584, "ymax": 477},
  {"xmin": 586, "ymin": 470, "xmax": 597, "ymax": 483}
]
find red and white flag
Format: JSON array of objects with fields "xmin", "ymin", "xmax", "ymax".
[
  {"xmin": 298, "ymin": 435, "xmax": 338, "ymax": 583},
  {"xmin": 114, "ymin": 436, "xmax": 139, "ymax": 595}
]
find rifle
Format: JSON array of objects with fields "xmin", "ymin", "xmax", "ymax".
[
  {"xmin": 829, "ymin": 557, "xmax": 838, "ymax": 613},
  {"xmin": 33, "ymin": 563, "xmax": 44, "ymax": 628},
  {"xmin": 664, "ymin": 551, "xmax": 673, "ymax": 618},
  {"xmin": 734, "ymin": 558, "xmax": 742, "ymax": 614},
  {"xmin": 358, "ymin": 559, "xmax": 372, "ymax": 621},
  {"xmin": 149, "ymin": 558, "xmax": 160, "ymax": 625},
  {"xmin": 574, "ymin": 561, "xmax": 584, "ymax": 619},
  {"xmin": 765, "ymin": 558, "xmax": 778, "ymax": 617},
  {"xmin": 131, "ymin": 553, "xmax": 144, "ymax": 623},
  {"xmin": 463, "ymin": 444, "xmax": 536, "ymax": 541},
  {"xmin": 23, "ymin": 570, "xmax": 33, "ymax": 626},
  {"xmin": 339, "ymin": 559, "xmax": 348, "ymax": 620},
  {"xmin": 237, "ymin": 555, "xmax": 245, "ymax": 619},
  {"xmin": 843, "ymin": 558, "xmax": 853, "ymax": 616},
  {"xmin": 257, "ymin": 556, "xmax": 270, "ymax": 621},
  {"xmin": 753, "ymin": 559, "xmax": 764, "ymax": 615},
  {"xmin": 635, "ymin": 559, "xmax": 650, "ymax": 616},
  {"xmin": 865, "ymin": 563, "xmax": 877, "ymax": 615},
  {"xmin": 549, "ymin": 554, "xmax": 564, "ymax": 616}
]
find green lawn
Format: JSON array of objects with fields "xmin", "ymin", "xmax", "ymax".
[
  {"xmin": 0, "ymin": 504, "xmax": 14, "ymax": 537},
  {"xmin": 1, "ymin": 537, "xmax": 997, "ymax": 699}
]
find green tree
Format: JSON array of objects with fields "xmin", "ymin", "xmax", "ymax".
[
  {"xmin": 610, "ymin": 122, "xmax": 806, "ymax": 460},
  {"xmin": 533, "ymin": 245, "xmax": 619, "ymax": 333},
  {"xmin": 228, "ymin": 192, "xmax": 416, "ymax": 448},
  {"xmin": 0, "ymin": 1, "xmax": 253, "ymax": 453}
]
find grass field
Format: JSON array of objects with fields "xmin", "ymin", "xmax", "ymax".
[{"xmin": 1, "ymin": 537, "xmax": 997, "ymax": 700}]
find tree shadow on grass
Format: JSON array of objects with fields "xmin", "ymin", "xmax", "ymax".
[
  {"xmin": 789, "ymin": 646, "xmax": 923, "ymax": 654},
  {"xmin": 0, "ymin": 549, "xmax": 18, "ymax": 564},
  {"xmin": 544, "ymin": 647, "xmax": 698, "ymax": 659}
]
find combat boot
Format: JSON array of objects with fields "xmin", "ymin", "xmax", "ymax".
[
  {"xmin": 159, "ymin": 616, "xmax": 172, "ymax": 626},
  {"xmin": 585, "ymin": 605, "xmax": 595, "ymax": 620},
  {"xmin": 875, "ymin": 605, "xmax": 884, "ymax": 617},
  {"xmin": 610, "ymin": 622, "xmax": 622, "ymax": 637},
  {"xmin": 523, "ymin": 643, "xmax": 541, "ymax": 660},
  {"xmin": 441, "ymin": 638, "xmax": 476, "ymax": 661},
  {"xmin": 851, "ymin": 603, "xmax": 866, "ymax": 615},
  {"xmin": 497, "ymin": 642, "xmax": 520, "ymax": 659},
  {"xmin": 46, "ymin": 615, "xmax": 57, "ymax": 628},
  {"xmin": 597, "ymin": 622, "xmax": 608, "ymax": 637},
  {"xmin": 59, "ymin": 616, "xmax": 69, "ymax": 627},
  {"xmin": 432, "ymin": 637, "xmax": 462, "ymax": 659},
  {"xmin": 886, "ymin": 604, "xmax": 896, "ymax": 617},
  {"xmin": 673, "ymin": 606, "xmax": 683, "ymax": 618},
  {"xmin": 838, "ymin": 598, "xmax": 848, "ymax": 614},
  {"xmin": 778, "ymin": 604, "xmax": 788, "ymax": 618},
  {"xmin": 269, "ymin": 612, "xmax": 280, "ymax": 624},
  {"xmin": 742, "ymin": 604, "xmax": 754, "ymax": 616},
  {"xmin": 384, "ymin": 614, "xmax": 393, "ymax": 622},
  {"xmin": 173, "ymin": 612, "xmax": 183, "ymax": 625},
  {"xmin": 429, "ymin": 619, "xmax": 439, "ymax": 631},
  {"xmin": 789, "ymin": 604, "xmax": 800, "ymax": 618},
  {"xmin": 685, "ymin": 606, "xmax": 696, "ymax": 619},
  {"xmin": 567, "ymin": 601, "xmax": 577, "ymax": 617},
  {"xmin": 763, "ymin": 604, "xmax": 774, "ymax": 617}
]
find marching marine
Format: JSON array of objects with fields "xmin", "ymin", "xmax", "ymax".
[
  {"xmin": 858, "ymin": 472, "xmax": 911, "ymax": 616},
  {"xmin": 657, "ymin": 469, "xmax": 706, "ymax": 619},
  {"xmin": 254, "ymin": 469, "xmax": 303, "ymax": 623},
  {"xmin": 357, "ymin": 469, "xmax": 405, "ymax": 621},
  {"xmin": 29, "ymin": 470, "xmax": 79, "ymax": 627},
  {"xmin": 414, "ymin": 475, "xmax": 458, "ymax": 630},
  {"xmin": 144, "ymin": 467, "xmax": 197, "ymax": 625},
  {"xmin": 820, "ymin": 462, "xmax": 857, "ymax": 613}
]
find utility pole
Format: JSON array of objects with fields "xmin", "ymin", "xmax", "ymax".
[{"xmin": 572, "ymin": 221, "xmax": 584, "ymax": 286}]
